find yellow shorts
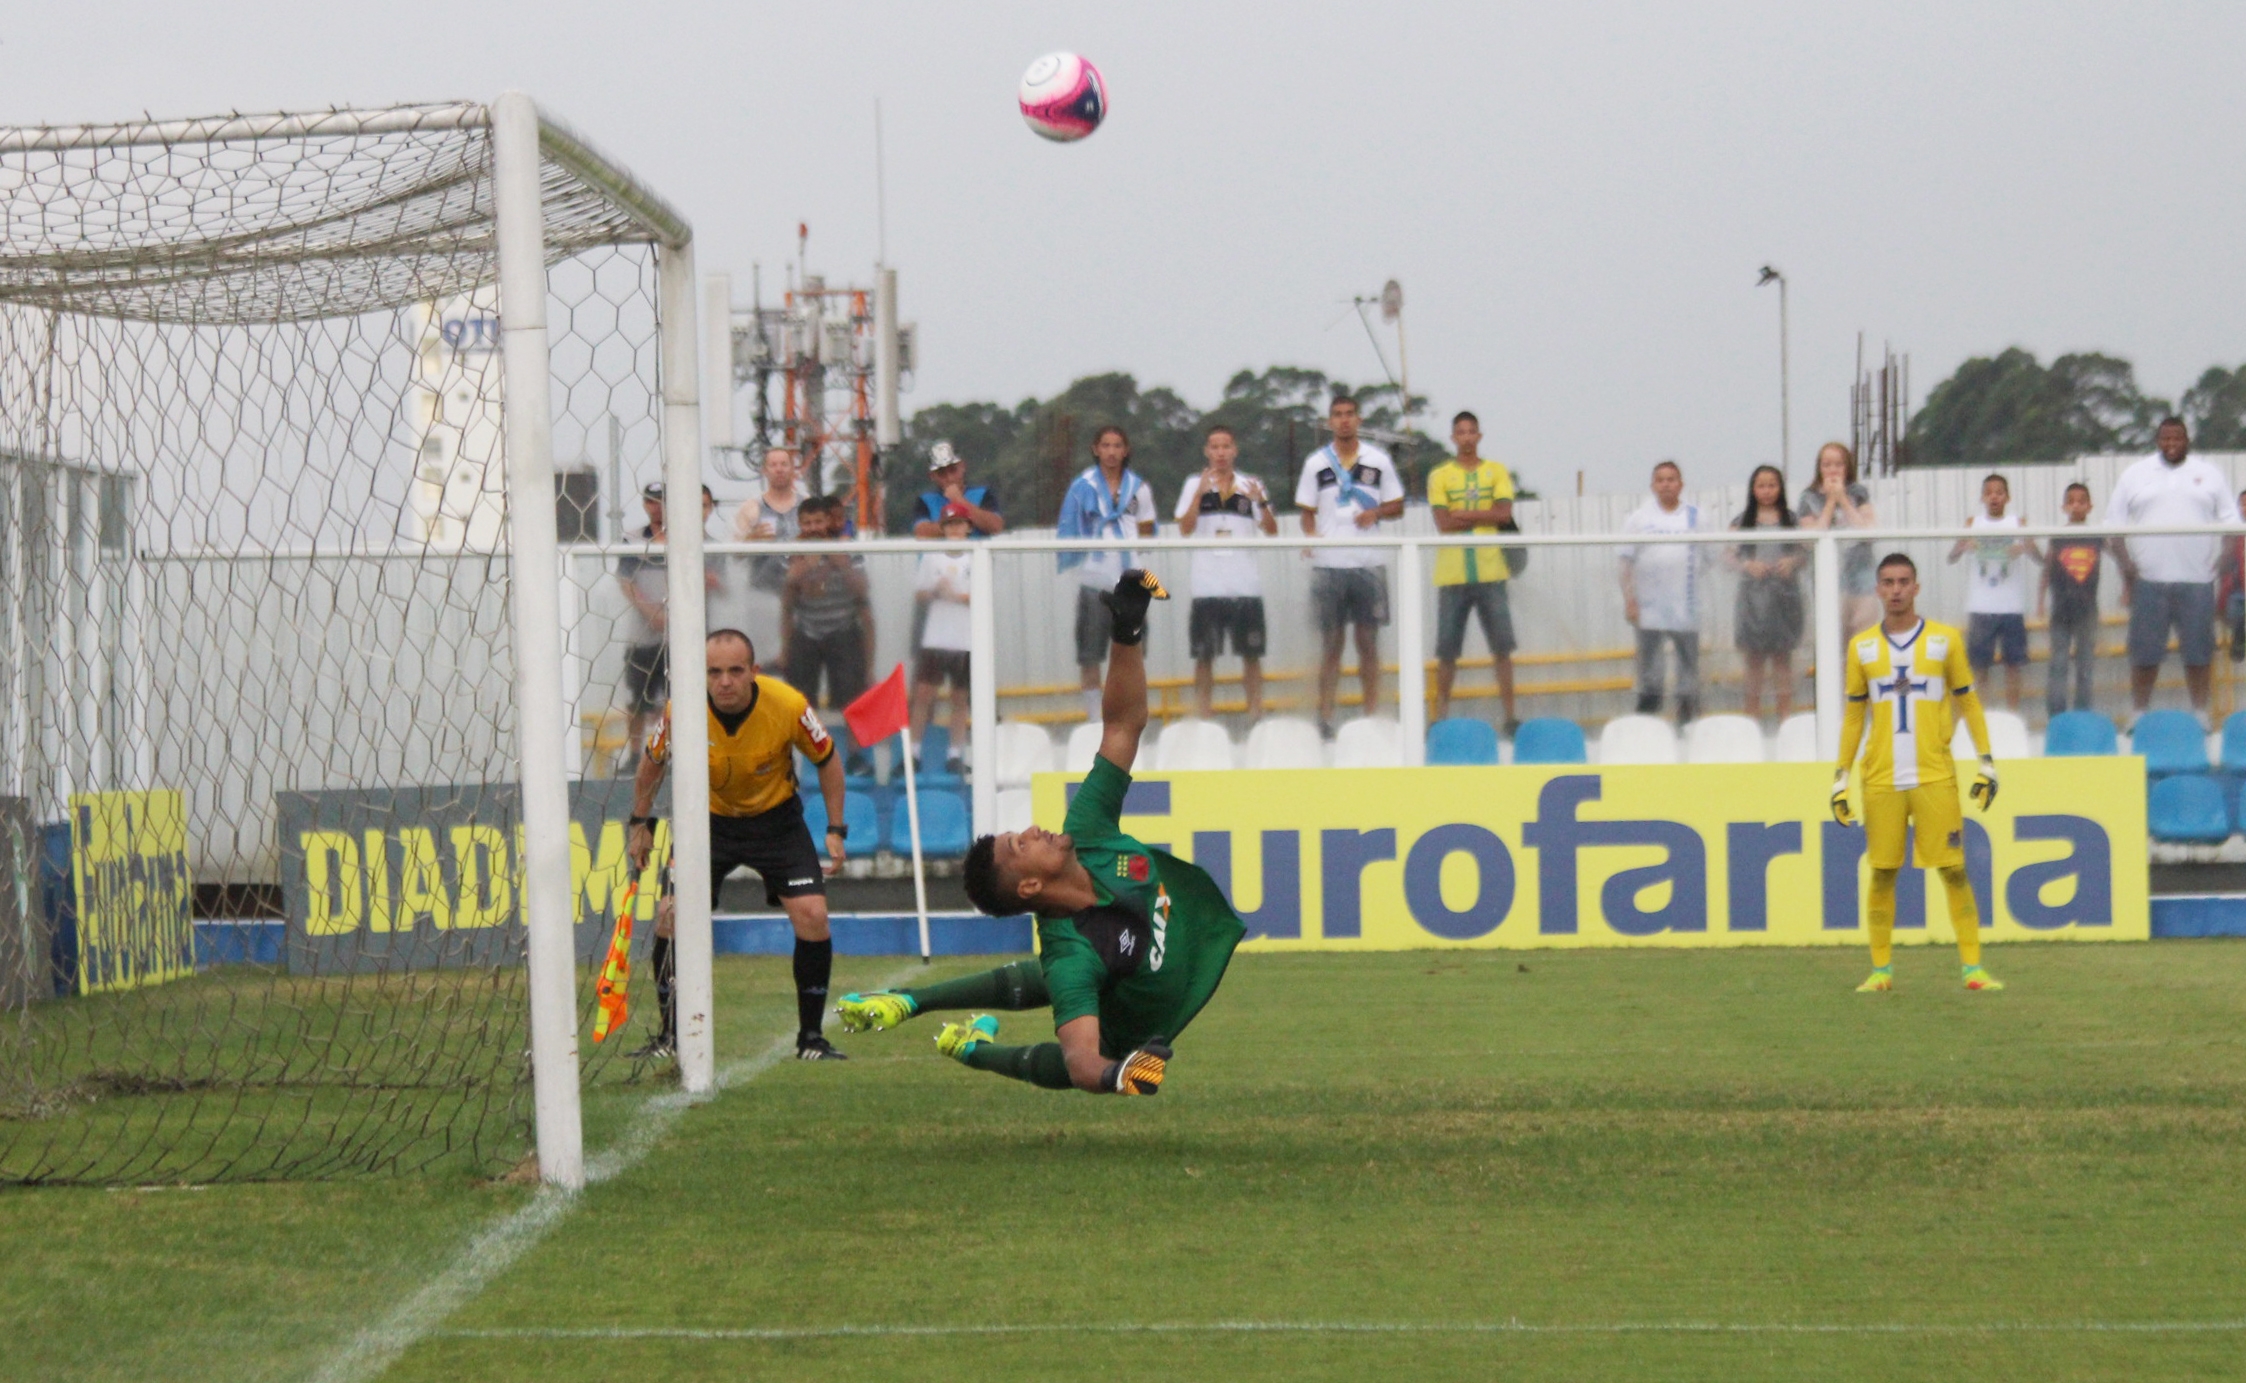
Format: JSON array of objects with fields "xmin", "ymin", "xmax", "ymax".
[{"xmin": 1863, "ymin": 784, "xmax": 1965, "ymax": 870}]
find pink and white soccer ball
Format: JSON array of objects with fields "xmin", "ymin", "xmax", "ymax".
[{"xmin": 1018, "ymin": 52, "xmax": 1107, "ymax": 142}]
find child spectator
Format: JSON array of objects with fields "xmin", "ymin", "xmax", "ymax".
[
  {"xmin": 2041, "ymin": 481, "xmax": 2104, "ymax": 715},
  {"xmin": 1950, "ymin": 473, "xmax": 2040, "ymax": 711},
  {"xmin": 911, "ymin": 502, "xmax": 975, "ymax": 772},
  {"xmin": 1618, "ymin": 460, "xmax": 1708, "ymax": 725},
  {"xmin": 1726, "ymin": 464, "xmax": 1805, "ymax": 723}
]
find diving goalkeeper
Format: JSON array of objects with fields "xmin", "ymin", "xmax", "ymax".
[
  {"xmin": 834, "ymin": 570, "xmax": 1245, "ymax": 1094},
  {"xmin": 1831, "ymin": 552, "xmax": 2004, "ymax": 993}
]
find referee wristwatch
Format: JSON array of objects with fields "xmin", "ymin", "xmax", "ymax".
[{"xmin": 826, "ymin": 824, "xmax": 848, "ymax": 840}]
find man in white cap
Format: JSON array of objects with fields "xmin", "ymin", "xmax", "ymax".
[{"xmin": 912, "ymin": 441, "xmax": 1006, "ymax": 538}]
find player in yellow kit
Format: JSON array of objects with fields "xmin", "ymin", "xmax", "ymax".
[{"xmin": 1831, "ymin": 553, "xmax": 2005, "ymax": 992}]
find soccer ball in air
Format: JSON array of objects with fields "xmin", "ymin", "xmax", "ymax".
[{"xmin": 1019, "ymin": 52, "xmax": 1106, "ymax": 142}]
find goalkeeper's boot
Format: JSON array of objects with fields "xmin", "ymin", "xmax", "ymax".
[
  {"xmin": 1962, "ymin": 964, "xmax": 2005, "ymax": 992},
  {"xmin": 1855, "ymin": 966, "xmax": 1895, "ymax": 993},
  {"xmin": 1100, "ymin": 569, "xmax": 1170, "ymax": 646},
  {"xmin": 795, "ymin": 1033, "xmax": 849, "ymax": 1061},
  {"xmin": 936, "ymin": 1014, "xmax": 1000, "ymax": 1064},
  {"xmin": 1109, "ymin": 1038, "xmax": 1173, "ymax": 1095},
  {"xmin": 835, "ymin": 990, "xmax": 919, "ymax": 1033}
]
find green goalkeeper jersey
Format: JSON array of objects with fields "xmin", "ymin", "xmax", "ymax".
[{"xmin": 1039, "ymin": 754, "xmax": 1246, "ymax": 1057}]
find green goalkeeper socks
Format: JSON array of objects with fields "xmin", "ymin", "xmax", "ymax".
[
  {"xmin": 964, "ymin": 1040, "xmax": 1074, "ymax": 1091},
  {"xmin": 904, "ymin": 959, "xmax": 1049, "ymax": 1014}
]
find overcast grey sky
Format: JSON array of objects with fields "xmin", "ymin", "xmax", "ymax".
[{"xmin": 8, "ymin": 2, "xmax": 2244, "ymax": 495}]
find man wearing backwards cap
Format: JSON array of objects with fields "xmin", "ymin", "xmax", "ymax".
[
  {"xmin": 912, "ymin": 440, "xmax": 1005, "ymax": 538},
  {"xmin": 615, "ymin": 480, "xmax": 719, "ymax": 765}
]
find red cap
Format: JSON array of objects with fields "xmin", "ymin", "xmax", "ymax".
[{"xmin": 939, "ymin": 501, "xmax": 973, "ymax": 522}]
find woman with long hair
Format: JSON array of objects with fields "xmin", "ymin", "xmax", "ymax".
[
  {"xmin": 1797, "ymin": 441, "xmax": 1881, "ymax": 642},
  {"xmin": 1728, "ymin": 464, "xmax": 1806, "ymax": 721}
]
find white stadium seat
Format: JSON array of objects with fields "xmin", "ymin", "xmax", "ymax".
[
  {"xmin": 994, "ymin": 720, "xmax": 1056, "ymax": 788},
  {"xmin": 1332, "ymin": 717, "xmax": 1405, "ymax": 768},
  {"xmin": 1773, "ymin": 713, "xmax": 1820, "ymax": 763},
  {"xmin": 1154, "ymin": 718, "xmax": 1238, "ymax": 772},
  {"xmin": 1953, "ymin": 709, "xmax": 2032, "ymax": 762},
  {"xmin": 1064, "ymin": 721, "xmax": 1104, "ymax": 773},
  {"xmin": 1599, "ymin": 714, "xmax": 1679, "ymax": 765},
  {"xmin": 1244, "ymin": 716, "xmax": 1327, "ymax": 769},
  {"xmin": 994, "ymin": 787, "xmax": 1035, "ymax": 835},
  {"xmin": 1686, "ymin": 714, "xmax": 1767, "ymax": 764}
]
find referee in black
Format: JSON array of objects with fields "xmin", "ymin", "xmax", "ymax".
[{"xmin": 629, "ymin": 629, "xmax": 850, "ymax": 1060}]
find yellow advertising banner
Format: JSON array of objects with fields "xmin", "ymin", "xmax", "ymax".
[
  {"xmin": 69, "ymin": 790, "xmax": 196, "ymax": 992},
  {"xmin": 1031, "ymin": 760, "xmax": 2148, "ymax": 949}
]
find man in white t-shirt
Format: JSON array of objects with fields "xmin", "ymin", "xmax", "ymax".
[
  {"xmin": 1617, "ymin": 460, "xmax": 1709, "ymax": 725},
  {"xmin": 911, "ymin": 502, "xmax": 975, "ymax": 771},
  {"xmin": 1175, "ymin": 423, "xmax": 1279, "ymax": 720},
  {"xmin": 2105, "ymin": 417, "xmax": 2243, "ymax": 721},
  {"xmin": 1947, "ymin": 472, "xmax": 2040, "ymax": 711},
  {"xmin": 1294, "ymin": 395, "xmax": 1406, "ymax": 735},
  {"xmin": 1056, "ymin": 425, "xmax": 1161, "ymax": 720}
]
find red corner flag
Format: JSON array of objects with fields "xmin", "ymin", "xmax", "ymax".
[{"xmin": 844, "ymin": 662, "xmax": 910, "ymax": 747}]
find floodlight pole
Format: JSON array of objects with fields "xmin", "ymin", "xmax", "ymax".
[
  {"xmin": 493, "ymin": 90, "xmax": 584, "ymax": 1191},
  {"xmin": 658, "ymin": 239, "xmax": 716, "ymax": 1097},
  {"xmin": 1758, "ymin": 266, "xmax": 1791, "ymax": 485}
]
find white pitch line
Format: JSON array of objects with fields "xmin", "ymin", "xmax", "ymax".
[
  {"xmin": 306, "ymin": 960, "xmax": 925, "ymax": 1383},
  {"xmin": 435, "ymin": 1319, "xmax": 2246, "ymax": 1342}
]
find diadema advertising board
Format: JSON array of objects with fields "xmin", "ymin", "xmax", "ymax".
[{"xmin": 1030, "ymin": 761, "xmax": 2148, "ymax": 948}]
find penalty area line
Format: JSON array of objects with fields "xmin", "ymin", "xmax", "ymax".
[
  {"xmin": 433, "ymin": 1319, "xmax": 2246, "ymax": 1343},
  {"xmin": 305, "ymin": 959, "xmax": 925, "ymax": 1383}
]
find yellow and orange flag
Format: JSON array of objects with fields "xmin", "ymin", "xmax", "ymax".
[{"xmin": 591, "ymin": 874, "xmax": 639, "ymax": 1043}]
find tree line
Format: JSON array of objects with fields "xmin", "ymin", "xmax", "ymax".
[
  {"xmin": 1907, "ymin": 348, "xmax": 2246, "ymax": 465},
  {"xmin": 886, "ymin": 366, "xmax": 1451, "ymax": 532}
]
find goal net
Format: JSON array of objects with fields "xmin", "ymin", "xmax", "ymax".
[{"xmin": 0, "ymin": 100, "xmax": 697, "ymax": 1183}]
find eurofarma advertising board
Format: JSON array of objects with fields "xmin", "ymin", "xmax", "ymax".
[
  {"xmin": 277, "ymin": 781, "xmax": 665, "ymax": 974},
  {"xmin": 69, "ymin": 790, "xmax": 196, "ymax": 993},
  {"xmin": 1031, "ymin": 761, "xmax": 2149, "ymax": 948}
]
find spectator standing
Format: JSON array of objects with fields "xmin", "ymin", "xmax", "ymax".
[
  {"xmin": 912, "ymin": 440, "xmax": 1005, "ymax": 538},
  {"xmin": 2217, "ymin": 489, "xmax": 2246, "ymax": 661},
  {"xmin": 1296, "ymin": 395, "xmax": 1406, "ymax": 736},
  {"xmin": 1796, "ymin": 441, "xmax": 1880, "ymax": 646},
  {"xmin": 1726, "ymin": 464, "xmax": 1805, "ymax": 723},
  {"xmin": 1174, "ymin": 424, "xmax": 1278, "ymax": 720},
  {"xmin": 782, "ymin": 494, "xmax": 876, "ymax": 772},
  {"xmin": 910, "ymin": 502, "xmax": 976, "ymax": 773},
  {"xmin": 1057, "ymin": 425, "xmax": 1160, "ymax": 720},
  {"xmin": 2040, "ymin": 482, "xmax": 2104, "ymax": 715},
  {"xmin": 2105, "ymin": 418, "xmax": 2241, "ymax": 723},
  {"xmin": 1425, "ymin": 410, "xmax": 1520, "ymax": 730},
  {"xmin": 616, "ymin": 480, "xmax": 719, "ymax": 768},
  {"xmin": 1948, "ymin": 473, "xmax": 2040, "ymax": 711},
  {"xmin": 1618, "ymin": 460, "xmax": 1708, "ymax": 725},
  {"xmin": 728, "ymin": 447, "xmax": 804, "ymax": 661}
]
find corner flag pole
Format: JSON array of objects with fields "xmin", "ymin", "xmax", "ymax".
[{"xmin": 898, "ymin": 722, "xmax": 931, "ymax": 961}]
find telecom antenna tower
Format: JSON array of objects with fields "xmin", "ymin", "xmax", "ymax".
[{"xmin": 705, "ymin": 226, "xmax": 911, "ymax": 534}]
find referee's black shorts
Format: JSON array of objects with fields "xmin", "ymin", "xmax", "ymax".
[{"xmin": 661, "ymin": 798, "xmax": 827, "ymax": 909}]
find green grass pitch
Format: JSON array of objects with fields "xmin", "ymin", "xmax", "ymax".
[{"xmin": 5, "ymin": 942, "xmax": 2245, "ymax": 1382}]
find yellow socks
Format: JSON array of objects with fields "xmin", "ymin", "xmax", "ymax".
[
  {"xmin": 1940, "ymin": 865, "xmax": 1981, "ymax": 967},
  {"xmin": 1867, "ymin": 868, "xmax": 1898, "ymax": 969}
]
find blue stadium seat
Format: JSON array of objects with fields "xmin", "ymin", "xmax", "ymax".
[
  {"xmin": 1511, "ymin": 717, "xmax": 1587, "ymax": 765},
  {"xmin": 2221, "ymin": 712, "xmax": 2246, "ymax": 774},
  {"xmin": 1426, "ymin": 717, "xmax": 1500, "ymax": 766},
  {"xmin": 2132, "ymin": 710, "xmax": 2209, "ymax": 776},
  {"xmin": 2045, "ymin": 710, "xmax": 2118, "ymax": 757},
  {"xmin": 915, "ymin": 724, "xmax": 961, "ymax": 785},
  {"xmin": 889, "ymin": 789, "xmax": 972, "ymax": 858},
  {"xmin": 2148, "ymin": 774, "xmax": 2232, "ymax": 843},
  {"xmin": 800, "ymin": 790, "xmax": 880, "ymax": 859}
]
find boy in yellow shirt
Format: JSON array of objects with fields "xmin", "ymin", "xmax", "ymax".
[{"xmin": 1831, "ymin": 553, "xmax": 2005, "ymax": 992}]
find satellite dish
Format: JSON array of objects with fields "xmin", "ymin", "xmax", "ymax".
[{"xmin": 1379, "ymin": 279, "xmax": 1403, "ymax": 323}]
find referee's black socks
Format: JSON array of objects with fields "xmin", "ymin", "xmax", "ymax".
[
  {"xmin": 794, "ymin": 936, "xmax": 833, "ymax": 1040},
  {"xmin": 651, "ymin": 933, "xmax": 677, "ymax": 1047}
]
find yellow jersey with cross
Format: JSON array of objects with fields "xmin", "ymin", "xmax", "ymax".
[{"xmin": 1840, "ymin": 618, "xmax": 1990, "ymax": 791}]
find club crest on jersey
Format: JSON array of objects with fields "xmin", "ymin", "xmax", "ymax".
[
  {"xmin": 799, "ymin": 706, "xmax": 831, "ymax": 750},
  {"xmin": 1119, "ymin": 854, "xmax": 1150, "ymax": 882}
]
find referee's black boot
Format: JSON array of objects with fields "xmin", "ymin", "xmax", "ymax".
[{"xmin": 795, "ymin": 1033, "xmax": 848, "ymax": 1061}]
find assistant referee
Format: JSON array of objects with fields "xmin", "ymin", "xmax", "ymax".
[{"xmin": 629, "ymin": 628, "xmax": 850, "ymax": 1061}]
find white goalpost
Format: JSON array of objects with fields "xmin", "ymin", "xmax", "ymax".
[{"xmin": 0, "ymin": 96, "xmax": 711, "ymax": 1188}]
